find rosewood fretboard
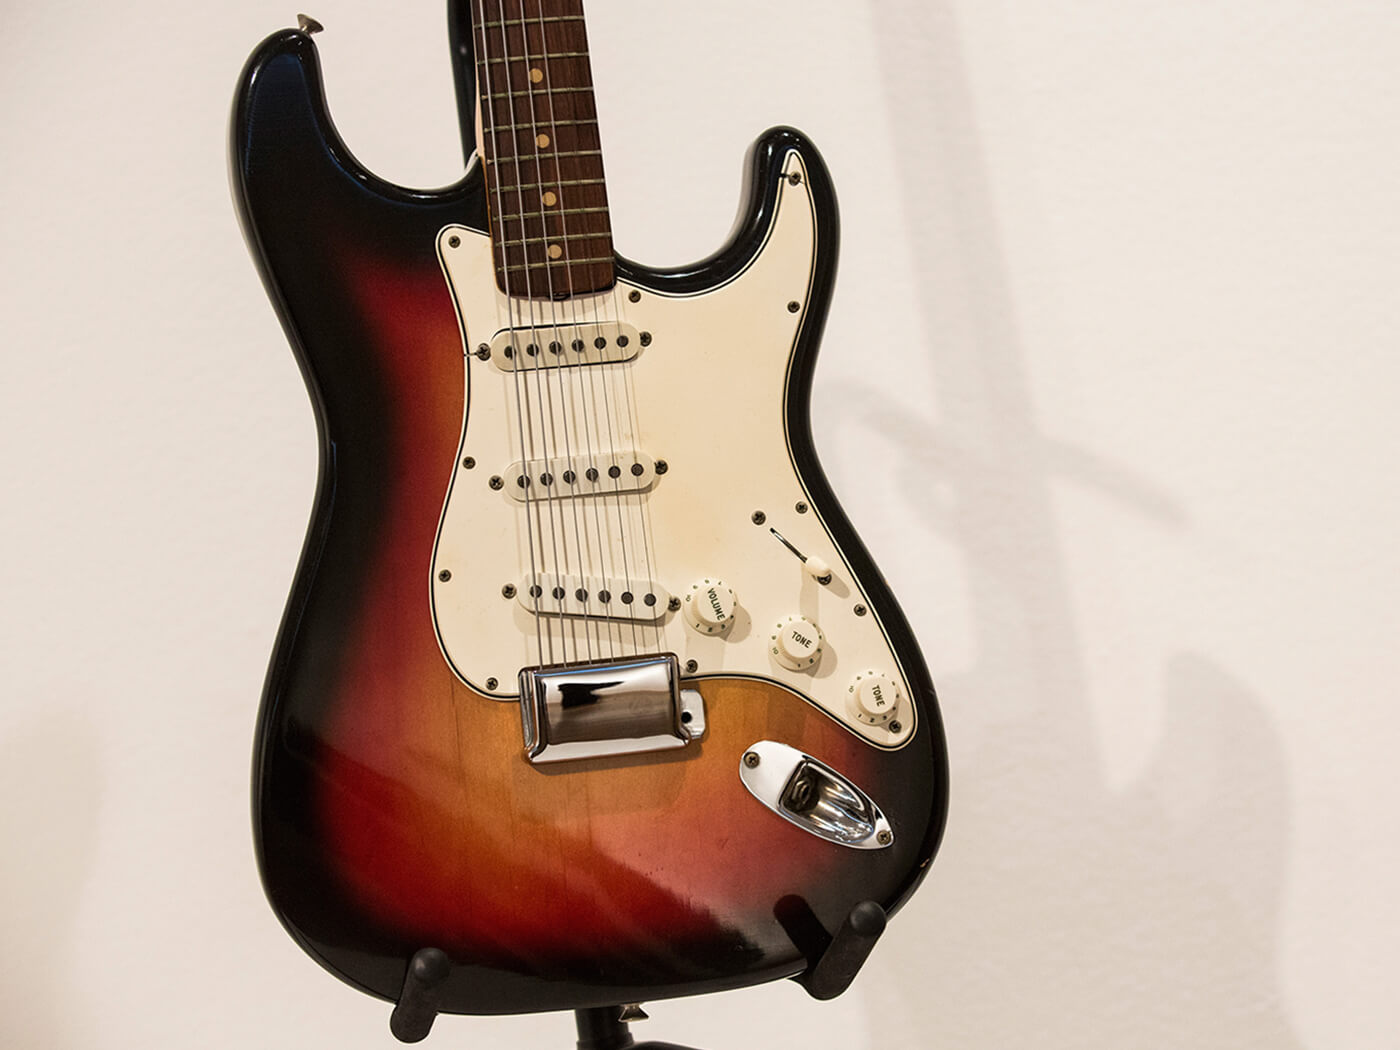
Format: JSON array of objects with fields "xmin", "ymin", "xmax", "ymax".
[{"xmin": 472, "ymin": 0, "xmax": 614, "ymax": 299}]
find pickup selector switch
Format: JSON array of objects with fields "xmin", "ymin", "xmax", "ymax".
[
  {"xmin": 684, "ymin": 579, "xmax": 737, "ymax": 635},
  {"xmin": 771, "ymin": 616, "xmax": 824, "ymax": 671},
  {"xmin": 848, "ymin": 672, "xmax": 901, "ymax": 726}
]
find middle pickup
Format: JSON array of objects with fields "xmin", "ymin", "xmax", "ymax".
[
  {"xmin": 488, "ymin": 320, "xmax": 643, "ymax": 372},
  {"xmin": 506, "ymin": 451, "xmax": 660, "ymax": 502}
]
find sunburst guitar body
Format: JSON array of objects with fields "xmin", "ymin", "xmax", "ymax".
[{"xmin": 232, "ymin": 1, "xmax": 948, "ymax": 1017}]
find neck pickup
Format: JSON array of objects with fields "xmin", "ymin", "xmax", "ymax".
[{"xmin": 472, "ymin": 0, "xmax": 615, "ymax": 300}]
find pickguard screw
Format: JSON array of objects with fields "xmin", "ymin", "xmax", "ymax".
[
  {"xmin": 795, "ymin": 501, "xmax": 808, "ymax": 514},
  {"xmin": 743, "ymin": 751, "xmax": 761, "ymax": 768},
  {"xmin": 668, "ymin": 597, "xmax": 681, "ymax": 612},
  {"xmin": 789, "ymin": 172, "xmax": 802, "ymax": 185},
  {"xmin": 476, "ymin": 345, "xmax": 491, "ymax": 361},
  {"xmin": 854, "ymin": 604, "xmax": 867, "ymax": 617},
  {"xmin": 640, "ymin": 332, "xmax": 652, "ymax": 347},
  {"xmin": 629, "ymin": 290, "xmax": 641, "ymax": 303},
  {"xmin": 877, "ymin": 830, "xmax": 893, "ymax": 845},
  {"xmin": 489, "ymin": 476, "xmax": 504, "ymax": 490},
  {"xmin": 685, "ymin": 659, "xmax": 698, "ymax": 674},
  {"xmin": 788, "ymin": 301, "xmax": 801, "ymax": 313},
  {"xmin": 448, "ymin": 235, "xmax": 461, "ymax": 248},
  {"xmin": 485, "ymin": 677, "xmax": 499, "ymax": 691},
  {"xmin": 502, "ymin": 584, "xmax": 516, "ymax": 598},
  {"xmin": 438, "ymin": 570, "xmax": 452, "ymax": 582},
  {"xmin": 752, "ymin": 511, "xmax": 766, "ymax": 525},
  {"xmin": 462, "ymin": 457, "xmax": 476, "ymax": 470},
  {"xmin": 889, "ymin": 720, "xmax": 902, "ymax": 733},
  {"xmin": 655, "ymin": 460, "xmax": 669, "ymax": 475}
]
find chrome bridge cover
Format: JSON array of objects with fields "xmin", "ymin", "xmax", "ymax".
[{"xmin": 519, "ymin": 654, "xmax": 705, "ymax": 764}]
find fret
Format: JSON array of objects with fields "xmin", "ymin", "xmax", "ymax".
[
  {"xmin": 501, "ymin": 232, "xmax": 613, "ymax": 249},
  {"xmin": 496, "ymin": 207, "xmax": 612, "ymax": 221},
  {"xmin": 504, "ymin": 255, "xmax": 614, "ymax": 273},
  {"xmin": 490, "ymin": 118, "xmax": 598, "ymax": 134},
  {"xmin": 489, "ymin": 86, "xmax": 595, "ymax": 100},
  {"xmin": 480, "ymin": 15, "xmax": 586, "ymax": 29},
  {"xmin": 481, "ymin": 51, "xmax": 590, "ymax": 63},
  {"xmin": 484, "ymin": 149, "xmax": 604, "ymax": 163},
  {"xmin": 505, "ymin": 178, "xmax": 607, "ymax": 191}
]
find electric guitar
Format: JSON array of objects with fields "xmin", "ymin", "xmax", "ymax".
[{"xmin": 233, "ymin": 1, "xmax": 948, "ymax": 1017}]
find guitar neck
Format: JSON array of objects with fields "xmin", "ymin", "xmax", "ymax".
[{"xmin": 473, "ymin": 0, "xmax": 615, "ymax": 299}]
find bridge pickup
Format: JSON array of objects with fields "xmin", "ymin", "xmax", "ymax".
[
  {"xmin": 517, "ymin": 573, "xmax": 671, "ymax": 623},
  {"xmin": 490, "ymin": 321, "xmax": 642, "ymax": 371},
  {"xmin": 507, "ymin": 451, "xmax": 658, "ymax": 501}
]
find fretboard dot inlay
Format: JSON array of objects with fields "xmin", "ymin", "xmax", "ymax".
[
  {"xmin": 548, "ymin": 244, "xmax": 564, "ymax": 260},
  {"xmin": 543, "ymin": 191, "xmax": 558, "ymax": 206},
  {"xmin": 530, "ymin": 68, "xmax": 544, "ymax": 83},
  {"xmin": 536, "ymin": 133, "xmax": 551, "ymax": 148}
]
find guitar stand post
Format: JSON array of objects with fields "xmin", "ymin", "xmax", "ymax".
[{"xmin": 389, "ymin": 900, "xmax": 887, "ymax": 1046}]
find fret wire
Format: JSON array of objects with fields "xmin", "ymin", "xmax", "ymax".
[
  {"xmin": 496, "ymin": 206, "xmax": 612, "ymax": 221},
  {"xmin": 480, "ymin": 15, "xmax": 586, "ymax": 28},
  {"xmin": 483, "ymin": 149, "xmax": 604, "ymax": 163},
  {"xmin": 490, "ymin": 118, "xmax": 597, "ymax": 133},
  {"xmin": 481, "ymin": 51, "xmax": 590, "ymax": 63},
  {"xmin": 501, "ymin": 177, "xmax": 607, "ymax": 191},
  {"xmin": 499, "ymin": 232, "xmax": 614, "ymax": 248},
  {"xmin": 503, "ymin": 255, "xmax": 614, "ymax": 272},
  {"xmin": 489, "ymin": 86, "xmax": 594, "ymax": 99}
]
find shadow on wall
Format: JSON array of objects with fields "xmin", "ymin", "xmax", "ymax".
[
  {"xmin": 0, "ymin": 712, "xmax": 102, "ymax": 1048},
  {"xmin": 851, "ymin": 3, "xmax": 1302, "ymax": 1046}
]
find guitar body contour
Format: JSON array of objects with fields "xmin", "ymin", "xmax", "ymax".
[{"xmin": 233, "ymin": 26, "xmax": 947, "ymax": 1015}]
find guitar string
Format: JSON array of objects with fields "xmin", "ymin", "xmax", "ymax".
[
  {"xmin": 533, "ymin": 0, "xmax": 651, "ymax": 660},
  {"xmin": 488, "ymin": 0, "xmax": 583, "ymax": 667},
  {"xmin": 502, "ymin": 0, "xmax": 600, "ymax": 667},
  {"xmin": 525, "ymin": 0, "xmax": 618, "ymax": 661},
  {"xmin": 483, "ymin": 0, "xmax": 657, "ymax": 664},
  {"xmin": 525, "ymin": 0, "xmax": 642, "ymax": 659},
  {"xmin": 564, "ymin": 4, "xmax": 662, "ymax": 659},
  {"xmin": 475, "ymin": 0, "xmax": 551, "ymax": 669}
]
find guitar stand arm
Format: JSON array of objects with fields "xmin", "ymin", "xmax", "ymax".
[
  {"xmin": 389, "ymin": 900, "xmax": 886, "ymax": 1046},
  {"xmin": 791, "ymin": 899, "xmax": 888, "ymax": 1002}
]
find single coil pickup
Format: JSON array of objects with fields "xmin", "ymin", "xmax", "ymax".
[
  {"xmin": 506, "ymin": 451, "xmax": 658, "ymax": 502},
  {"xmin": 489, "ymin": 321, "xmax": 642, "ymax": 371},
  {"xmin": 517, "ymin": 573, "xmax": 671, "ymax": 623}
]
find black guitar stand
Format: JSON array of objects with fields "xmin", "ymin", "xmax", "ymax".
[{"xmin": 388, "ymin": 899, "xmax": 886, "ymax": 1045}]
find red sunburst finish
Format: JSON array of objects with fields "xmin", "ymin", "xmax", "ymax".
[{"xmin": 234, "ymin": 28, "xmax": 946, "ymax": 1015}]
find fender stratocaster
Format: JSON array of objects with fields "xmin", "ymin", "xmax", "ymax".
[{"xmin": 232, "ymin": 0, "xmax": 948, "ymax": 1016}]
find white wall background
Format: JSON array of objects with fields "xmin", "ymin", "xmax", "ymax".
[{"xmin": 2, "ymin": 1, "xmax": 1396, "ymax": 1046}]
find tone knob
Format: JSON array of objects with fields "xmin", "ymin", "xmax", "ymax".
[
  {"xmin": 684, "ymin": 579, "xmax": 737, "ymax": 634},
  {"xmin": 771, "ymin": 615, "xmax": 824, "ymax": 671},
  {"xmin": 849, "ymin": 672, "xmax": 902, "ymax": 726}
]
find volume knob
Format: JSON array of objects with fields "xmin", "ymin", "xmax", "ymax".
[
  {"xmin": 684, "ymin": 579, "xmax": 737, "ymax": 634},
  {"xmin": 771, "ymin": 615, "xmax": 824, "ymax": 671}
]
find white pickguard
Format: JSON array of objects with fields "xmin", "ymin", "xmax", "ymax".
[{"xmin": 431, "ymin": 151, "xmax": 915, "ymax": 748}]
